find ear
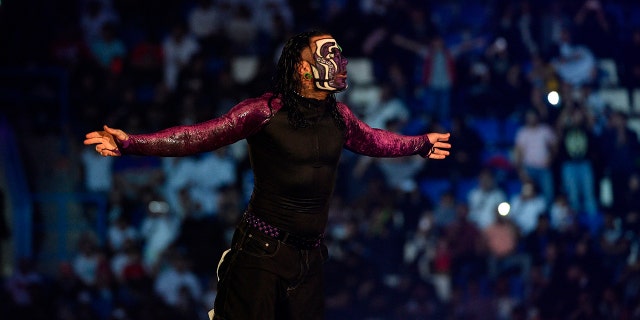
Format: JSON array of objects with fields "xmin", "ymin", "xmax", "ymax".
[{"xmin": 298, "ymin": 60, "xmax": 312, "ymax": 76}]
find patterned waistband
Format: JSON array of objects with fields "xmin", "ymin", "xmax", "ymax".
[{"xmin": 241, "ymin": 211, "xmax": 324, "ymax": 250}]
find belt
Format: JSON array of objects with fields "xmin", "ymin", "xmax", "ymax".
[{"xmin": 241, "ymin": 212, "xmax": 324, "ymax": 250}]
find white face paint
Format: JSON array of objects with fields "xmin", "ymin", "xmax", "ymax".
[{"xmin": 310, "ymin": 38, "xmax": 348, "ymax": 92}]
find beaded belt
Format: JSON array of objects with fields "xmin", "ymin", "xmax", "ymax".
[{"xmin": 242, "ymin": 212, "xmax": 324, "ymax": 250}]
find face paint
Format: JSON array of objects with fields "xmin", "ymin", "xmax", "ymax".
[{"xmin": 309, "ymin": 38, "xmax": 348, "ymax": 92}]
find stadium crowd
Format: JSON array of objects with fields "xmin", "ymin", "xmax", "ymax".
[{"xmin": 1, "ymin": 0, "xmax": 640, "ymax": 319}]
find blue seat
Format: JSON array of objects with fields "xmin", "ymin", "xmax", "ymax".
[
  {"xmin": 419, "ymin": 178, "xmax": 453, "ymax": 204},
  {"xmin": 504, "ymin": 179, "xmax": 522, "ymax": 199},
  {"xmin": 502, "ymin": 118, "xmax": 522, "ymax": 146},
  {"xmin": 470, "ymin": 117, "xmax": 501, "ymax": 147},
  {"xmin": 456, "ymin": 178, "xmax": 478, "ymax": 202}
]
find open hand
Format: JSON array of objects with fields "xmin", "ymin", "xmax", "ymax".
[
  {"xmin": 84, "ymin": 125, "xmax": 129, "ymax": 157},
  {"xmin": 426, "ymin": 132, "xmax": 451, "ymax": 160}
]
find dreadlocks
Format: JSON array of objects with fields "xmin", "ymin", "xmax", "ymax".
[{"xmin": 269, "ymin": 30, "xmax": 345, "ymax": 130}]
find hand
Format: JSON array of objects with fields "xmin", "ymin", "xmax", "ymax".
[
  {"xmin": 426, "ymin": 132, "xmax": 451, "ymax": 160},
  {"xmin": 84, "ymin": 125, "xmax": 129, "ymax": 157}
]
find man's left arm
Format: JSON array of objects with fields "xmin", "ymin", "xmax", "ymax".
[{"xmin": 339, "ymin": 103, "xmax": 451, "ymax": 159}]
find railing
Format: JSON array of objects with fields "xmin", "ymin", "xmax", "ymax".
[{"xmin": 0, "ymin": 116, "xmax": 33, "ymax": 261}]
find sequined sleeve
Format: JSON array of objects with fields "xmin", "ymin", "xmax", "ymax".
[
  {"xmin": 338, "ymin": 102, "xmax": 433, "ymax": 157},
  {"xmin": 119, "ymin": 94, "xmax": 277, "ymax": 157}
]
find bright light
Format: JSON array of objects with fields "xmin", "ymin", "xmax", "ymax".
[
  {"xmin": 498, "ymin": 202, "xmax": 511, "ymax": 216},
  {"xmin": 547, "ymin": 91, "xmax": 560, "ymax": 106}
]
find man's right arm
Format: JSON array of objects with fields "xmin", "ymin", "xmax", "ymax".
[{"xmin": 119, "ymin": 94, "xmax": 276, "ymax": 157}]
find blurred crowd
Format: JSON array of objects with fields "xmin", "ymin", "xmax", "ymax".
[{"xmin": 2, "ymin": 0, "xmax": 640, "ymax": 319}]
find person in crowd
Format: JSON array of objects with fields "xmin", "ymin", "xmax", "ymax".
[{"xmin": 514, "ymin": 108, "xmax": 558, "ymax": 206}]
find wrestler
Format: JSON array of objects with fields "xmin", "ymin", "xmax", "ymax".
[{"xmin": 84, "ymin": 30, "xmax": 451, "ymax": 320}]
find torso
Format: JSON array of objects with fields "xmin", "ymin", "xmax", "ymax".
[{"xmin": 247, "ymin": 97, "xmax": 345, "ymax": 236}]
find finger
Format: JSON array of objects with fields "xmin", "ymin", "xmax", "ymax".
[
  {"xmin": 102, "ymin": 149, "xmax": 120, "ymax": 157},
  {"xmin": 434, "ymin": 142, "xmax": 452, "ymax": 149},
  {"xmin": 433, "ymin": 148, "xmax": 450, "ymax": 156},
  {"xmin": 85, "ymin": 131, "xmax": 105, "ymax": 139},
  {"xmin": 104, "ymin": 125, "xmax": 127, "ymax": 140},
  {"xmin": 430, "ymin": 147, "xmax": 450, "ymax": 157},
  {"xmin": 84, "ymin": 137, "xmax": 107, "ymax": 145}
]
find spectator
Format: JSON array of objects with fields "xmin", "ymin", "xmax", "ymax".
[
  {"xmin": 139, "ymin": 198, "xmax": 180, "ymax": 271},
  {"xmin": 154, "ymin": 253, "xmax": 203, "ymax": 309},
  {"xmin": 250, "ymin": 0, "xmax": 294, "ymax": 40},
  {"xmin": 362, "ymin": 83, "xmax": 410, "ymax": 130},
  {"xmin": 599, "ymin": 111, "xmax": 640, "ymax": 215},
  {"xmin": 508, "ymin": 180, "xmax": 547, "ymax": 236},
  {"xmin": 442, "ymin": 116, "xmax": 485, "ymax": 179},
  {"xmin": 72, "ymin": 233, "xmax": 105, "ymax": 288},
  {"xmin": 549, "ymin": 193, "xmax": 577, "ymax": 233},
  {"xmin": 80, "ymin": 0, "xmax": 119, "ymax": 43},
  {"xmin": 173, "ymin": 207, "xmax": 228, "ymax": 276},
  {"xmin": 621, "ymin": 29, "xmax": 640, "ymax": 91},
  {"xmin": 468, "ymin": 168, "xmax": 508, "ymax": 230},
  {"xmin": 539, "ymin": 1, "xmax": 572, "ymax": 57},
  {"xmin": 80, "ymin": 146, "xmax": 114, "ymax": 194},
  {"xmin": 127, "ymin": 32, "xmax": 164, "ymax": 87},
  {"xmin": 4, "ymin": 258, "xmax": 45, "ymax": 319},
  {"xmin": 162, "ymin": 22, "xmax": 200, "ymax": 91},
  {"xmin": 189, "ymin": 147, "xmax": 237, "ymax": 216},
  {"xmin": 107, "ymin": 215, "xmax": 139, "ymax": 253},
  {"xmin": 187, "ymin": 0, "xmax": 222, "ymax": 44},
  {"xmin": 432, "ymin": 190, "xmax": 457, "ymax": 231},
  {"xmin": 598, "ymin": 212, "xmax": 629, "ymax": 279},
  {"xmin": 621, "ymin": 172, "xmax": 640, "ymax": 233},
  {"xmin": 550, "ymin": 28, "xmax": 597, "ymax": 88},
  {"xmin": 221, "ymin": 4, "xmax": 259, "ymax": 54},
  {"xmin": 493, "ymin": 0, "xmax": 540, "ymax": 60},
  {"xmin": 525, "ymin": 54, "xmax": 560, "ymax": 121},
  {"xmin": 445, "ymin": 203, "xmax": 486, "ymax": 283},
  {"xmin": 484, "ymin": 210, "xmax": 529, "ymax": 279},
  {"xmin": 418, "ymin": 34, "xmax": 456, "ymax": 121},
  {"xmin": 555, "ymin": 104, "xmax": 599, "ymax": 219},
  {"xmin": 523, "ymin": 214, "xmax": 559, "ymax": 266},
  {"xmin": 391, "ymin": 33, "xmax": 478, "ymax": 121},
  {"xmin": 514, "ymin": 108, "xmax": 558, "ymax": 206},
  {"xmin": 572, "ymin": 0, "xmax": 616, "ymax": 58},
  {"xmin": 89, "ymin": 22, "xmax": 126, "ymax": 73}
]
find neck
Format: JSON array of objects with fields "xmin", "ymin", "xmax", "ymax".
[{"xmin": 299, "ymin": 85, "xmax": 330, "ymax": 100}]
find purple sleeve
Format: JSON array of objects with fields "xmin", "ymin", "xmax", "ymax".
[
  {"xmin": 119, "ymin": 94, "xmax": 276, "ymax": 157},
  {"xmin": 338, "ymin": 102, "xmax": 433, "ymax": 157}
]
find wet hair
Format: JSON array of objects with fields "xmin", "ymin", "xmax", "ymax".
[{"xmin": 269, "ymin": 30, "xmax": 344, "ymax": 129}]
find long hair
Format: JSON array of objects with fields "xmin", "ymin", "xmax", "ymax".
[{"xmin": 269, "ymin": 30, "xmax": 344, "ymax": 129}]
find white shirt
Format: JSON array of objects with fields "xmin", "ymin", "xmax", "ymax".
[
  {"xmin": 154, "ymin": 267, "xmax": 203, "ymax": 306},
  {"xmin": 188, "ymin": 5, "xmax": 220, "ymax": 38},
  {"xmin": 515, "ymin": 124, "xmax": 557, "ymax": 168},
  {"xmin": 509, "ymin": 195, "xmax": 547, "ymax": 235},
  {"xmin": 81, "ymin": 148, "xmax": 114, "ymax": 193},
  {"xmin": 468, "ymin": 187, "xmax": 507, "ymax": 230}
]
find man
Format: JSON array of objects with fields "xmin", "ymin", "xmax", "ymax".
[{"xmin": 84, "ymin": 30, "xmax": 451, "ymax": 320}]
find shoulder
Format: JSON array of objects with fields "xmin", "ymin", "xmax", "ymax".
[
  {"xmin": 335, "ymin": 100, "xmax": 355, "ymax": 118},
  {"xmin": 233, "ymin": 92, "xmax": 283, "ymax": 116}
]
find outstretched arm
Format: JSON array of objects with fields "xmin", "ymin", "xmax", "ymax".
[
  {"xmin": 83, "ymin": 94, "xmax": 276, "ymax": 157},
  {"xmin": 339, "ymin": 102, "xmax": 451, "ymax": 159}
]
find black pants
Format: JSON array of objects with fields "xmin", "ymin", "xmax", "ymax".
[{"xmin": 213, "ymin": 223, "xmax": 328, "ymax": 320}]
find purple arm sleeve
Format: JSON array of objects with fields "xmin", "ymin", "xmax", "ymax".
[
  {"xmin": 339, "ymin": 102, "xmax": 433, "ymax": 157},
  {"xmin": 119, "ymin": 94, "xmax": 276, "ymax": 157}
]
